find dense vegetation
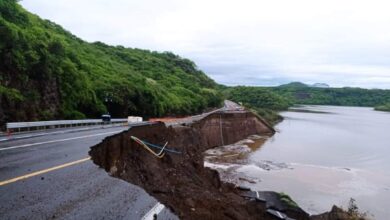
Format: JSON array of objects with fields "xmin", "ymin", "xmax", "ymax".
[
  {"xmin": 270, "ymin": 82, "xmax": 390, "ymax": 107},
  {"xmin": 0, "ymin": 0, "xmax": 222, "ymax": 126},
  {"xmin": 224, "ymin": 86, "xmax": 291, "ymax": 110}
]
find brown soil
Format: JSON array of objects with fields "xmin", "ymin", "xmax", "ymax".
[
  {"xmin": 148, "ymin": 117, "xmax": 188, "ymax": 123},
  {"xmin": 89, "ymin": 111, "xmax": 348, "ymax": 220}
]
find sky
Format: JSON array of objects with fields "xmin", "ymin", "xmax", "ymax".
[{"xmin": 21, "ymin": 0, "xmax": 390, "ymax": 88}]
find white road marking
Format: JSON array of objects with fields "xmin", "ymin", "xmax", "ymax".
[
  {"xmin": 141, "ymin": 202, "xmax": 165, "ymax": 220},
  {"xmin": 0, "ymin": 131, "xmax": 121, "ymax": 151},
  {"xmin": 276, "ymin": 210, "xmax": 283, "ymax": 219}
]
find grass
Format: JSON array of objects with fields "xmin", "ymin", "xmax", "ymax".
[{"xmin": 277, "ymin": 192, "xmax": 299, "ymax": 208}]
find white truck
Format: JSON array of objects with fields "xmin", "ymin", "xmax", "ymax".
[{"xmin": 127, "ymin": 116, "xmax": 143, "ymax": 125}]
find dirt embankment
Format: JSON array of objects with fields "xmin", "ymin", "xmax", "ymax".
[{"xmin": 88, "ymin": 111, "xmax": 338, "ymax": 219}]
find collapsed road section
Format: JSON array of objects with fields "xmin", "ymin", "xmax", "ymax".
[{"xmin": 88, "ymin": 108, "xmax": 338, "ymax": 219}]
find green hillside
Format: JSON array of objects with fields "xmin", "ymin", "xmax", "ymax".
[
  {"xmin": 0, "ymin": 0, "xmax": 222, "ymax": 126},
  {"xmin": 271, "ymin": 83, "xmax": 390, "ymax": 107}
]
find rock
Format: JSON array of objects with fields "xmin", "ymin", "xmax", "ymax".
[{"xmin": 311, "ymin": 205, "xmax": 351, "ymax": 220}]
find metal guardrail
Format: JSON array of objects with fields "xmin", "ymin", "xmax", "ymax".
[{"xmin": 6, "ymin": 118, "xmax": 128, "ymax": 133}]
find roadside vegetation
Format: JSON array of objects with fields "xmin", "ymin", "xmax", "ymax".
[
  {"xmin": 224, "ymin": 86, "xmax": 292, "ymax": 111},
  {"xmin": 222, "ymin": 86, "xmax": 290, "ymax": 125},
  {"xmin": 249, "ymin": 107, "xmax": 283, "ymax": 126}
]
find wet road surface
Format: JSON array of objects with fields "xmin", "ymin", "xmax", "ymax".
[{"xmin": 0, "ymin": 126, "xmax": 177, "ymax": 219}]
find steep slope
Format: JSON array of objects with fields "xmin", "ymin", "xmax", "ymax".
[{"xmin": 0, "ymin": 0, "xmax": 222, "ymax": 127}]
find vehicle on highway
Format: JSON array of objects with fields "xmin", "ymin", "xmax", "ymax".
[{"xmin": 101, "ymin": 114, "xmax": 111, "ymax": 124}]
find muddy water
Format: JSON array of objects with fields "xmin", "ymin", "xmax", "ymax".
[{"xmin": 205, "ymin": 105, "xmax": 390, "ymax": 220}]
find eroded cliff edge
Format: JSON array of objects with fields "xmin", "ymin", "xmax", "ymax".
[{"xmin": 89, "ymin": 110, "xmax": 310, "ymax": 219}]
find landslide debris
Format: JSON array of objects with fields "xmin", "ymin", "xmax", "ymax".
[
  {"xmin": 89, "ymin": 111, "xmax": 310, "ymax": 219},
  {"xmin": 89, "ymin": 111, "xmax": 351, "ymax": 220}
]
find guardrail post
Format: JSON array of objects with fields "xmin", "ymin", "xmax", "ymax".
[{"xmin": 7, "ymin": 129, "xmax": 12, "ymax": 137}]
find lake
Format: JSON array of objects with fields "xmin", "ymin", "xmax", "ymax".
[{"xmin": 205, "ymin": 105, "xmax": 390, "ymax": 219}]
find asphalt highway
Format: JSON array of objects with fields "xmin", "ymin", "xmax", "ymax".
[{"xmin": 0, "ymin": 126, "xmax": 177, "ymax": 220}]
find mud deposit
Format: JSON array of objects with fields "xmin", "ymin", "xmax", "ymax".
[
  {"xmin": 204, "ymin": 135, "xmax": 291, "ymax": 186},
  {"xmin": 89, "ymin": 111, "xmax": 343, "ymax": 219}
]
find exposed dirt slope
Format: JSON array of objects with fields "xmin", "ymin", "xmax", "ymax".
[{"xmin": 89, "ymin": 111, "xmax": 309, "ymax": 219}]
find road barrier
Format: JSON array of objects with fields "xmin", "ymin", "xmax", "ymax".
[{"xmin": 6, "ymin": 118, "xmax": 128, "ymax": 135}]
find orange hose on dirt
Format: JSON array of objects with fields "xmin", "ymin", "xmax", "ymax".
[{"xmin": 130, "ymin": 136, "xmax": 165, "ymax": 158}]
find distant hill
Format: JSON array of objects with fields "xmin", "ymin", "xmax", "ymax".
[
  {"xmin": 271, "ymin": 83, "xmax": 390, "ymax": 107},
  {"xmin": 0, "ymin": 0, "xmax": 222, "ymax": 125},
  {"xmin": 278, "ymin": 82, "xmax": 308, "ymax": 88},
  {"xmin": 279, "ymin": 82, "xmax": 330, "ymax": 88},
  {"xmin": 311, "ymin": 83, "xmax": 330, "ymax": 88}
]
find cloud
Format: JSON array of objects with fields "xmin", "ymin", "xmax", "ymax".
[{"xmin": 21, "ymin": 0, "xmax": 390, "ymax": 88}]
